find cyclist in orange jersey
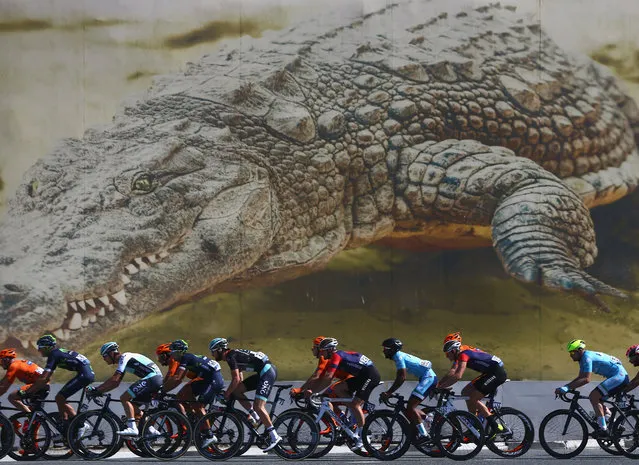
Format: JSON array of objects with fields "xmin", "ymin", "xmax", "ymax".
[
  {"xmin": 0, "ymin": 348, "xmax": 49, "ymax": 413},
  {"xmin": 156, "ymin": 342, "xmax": 206, "ymax": 417}
]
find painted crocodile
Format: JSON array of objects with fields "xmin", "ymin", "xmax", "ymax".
[{"xmin": 1, "ymin": 0, "xmax": 639, "ymax": 351}]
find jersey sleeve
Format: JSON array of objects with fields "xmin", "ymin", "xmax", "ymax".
[
  {"xmin": 166, "ymin": 359, "xmax": 180, "ymax": 377},
  {"xmin": 323, "ymin": 352, "xmax": 342, "ymax": 377},
  {"xmin": 4, "ymin": 362, "xmax": 18, "ymax": 384},
  {"xmin": 458, "ymin": 351, "xmax": 471, "ymax": 363},
  {"xmin": 579, "ymin": 353, "xmax": 593, "ymax": 373},
  {"xmin": 115, "ymin": 353, "xmax": 130, "ymax": 374},
  {"xmin": 226, "ymin": 351, "xmax": 238, "ymax": 371},
  {"xmin": 393, "ymin": 353, "xmax": 406, "ymax": 370},
  {"xmin": 44, "ymin": 353, "xmax": 57, "ymax": 372}
]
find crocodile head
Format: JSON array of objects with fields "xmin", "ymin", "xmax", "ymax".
[{"xmin": 0, "ymin": 129, "xmax": 278, "ymax": 352}]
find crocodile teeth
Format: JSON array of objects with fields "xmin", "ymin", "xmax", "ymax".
[
  {"xmin": 68, "ymin": 312, "xmax": 82, "ymax": 330},
  {"xmin": 98, "ymin": 307, "xmax": 106, "ymax": 317},
  {"xmin": 82, "ymin": 316, "xmax": 90, "ymax": 327},
  {"xmin": 86, "ymin": 298, "xmax": 96, "ymax": 308},
  {"xmin": 134, "ymin": 258, "xmax": 149, "ymax": 270},
  {"xmin": 21, "ymin": 340, "xmax": 29, "ymax": 349},
  {"xmin": 125, "ymin": 264, "xmax": 139, "ymax": 275},
  {"xmin": 146, "ymin": 254, "xmax": 158, "ymax": 263},
  {"xmin": 159, "ymin": 251, "xmax": 169, "ymax": 258},
  {"xmin": 77, "ymin": 300, "xmax": 86, "ymax": 311},
  {"xmin": 112, "ymin": 290, "xmax": 127, "ymax": 306},
  {"xmin": 107, "ymin": 304, "xmax": 115, "ymax": 312},
  {"xmin": 121, "ymin": 274, "xmax": 131, "ymax": 285},
  {"xmin": 89, "ymin": 314, "xmax": 97, "ymax": 323},
  {"xmin": 98, "ymin": 296, "xmax": 110, "ymax": 306},
  {"xmin": 69, "ymin": 302, "xmax": 78, "ymax": 311},
  {"xmin": 53, "ymin": 329, "xmax": 67, "ymax": 341},
  {"xmin": 30, "ymin": 341, "xmax": 38, "ymax": 349}
]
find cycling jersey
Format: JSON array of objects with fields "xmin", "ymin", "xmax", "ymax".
[
  {"xmin": 454, "ymin": 347, "xmax": 503, "ymax": 374},
  {"xmin": 392, "ymin": 351, "xmax": 433, "ymax": 378},
  {"xmin": 167, "ymin": 358, "xmax": 197, "ymax": 380},
  {"xmin": 323, "ymin": 350, "xmax": 374, "ymax": 379},
  {"xmin": 580, "ymin": 350, "xmax": 627, "ymax": 378},
  {"xmin": 177, "ymin": 353, "xmax": 223, "ymax": 384},
  {"xmin": 116, "ymin": 353, "xmax": 162, "ymax": 379},
  {"xmin": 225, "ymin": 349, "xmax": 270, "ymax": 373},
  {"xmin": 44, "ymin": 348, "xmax": 92, "ymax": 373},
  {"xmin": 4, "ymin": 359, "xmax": 44, "ymax": 384}
]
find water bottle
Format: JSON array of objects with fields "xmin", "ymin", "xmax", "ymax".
[{"xmin": 424, "ymin": 412, "xmax": 434, "ymax": 431}]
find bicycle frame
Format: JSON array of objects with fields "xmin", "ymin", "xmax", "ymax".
[
  {"xmin": 558, "ymin": 391, "xmax": 634, "ymax": 435},
  {"xmin": 314, "ymin": 396, "xmax": 360, "ymax": 441}
]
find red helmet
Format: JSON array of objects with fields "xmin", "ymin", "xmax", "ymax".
[
  {"xmin": 313, "ymin": 336, "xmax": 326, "ymax": 347},
  {"xmin": 626, "ymin": 345, "xmax": 639, "ymax": 359},
  {"xmin": 156, "ymin": 343, "xmax": 172, "ymax": 356},
  {"xmin": 443, "ymin": 332, "xmax": 462, "ymax": 344},
  {"xmin": 0, "ymin": 348, "xmax": 17, "ymax": 359}
]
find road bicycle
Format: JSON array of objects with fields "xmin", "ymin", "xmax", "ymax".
[
  {"xmin": 539, "ymin": 389, "xmax": 635, "ymax": 458},
  {"xmin": 0, "ymin": 407, "xmax": 14, "ymax": 460}
]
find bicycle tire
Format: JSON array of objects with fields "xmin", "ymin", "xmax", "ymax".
[
  {"xmin": 0, "ymin": 414, "xmax": 14, "ymax": 460},
  {"xmin": 612, "ymin": 408, "xmax": 639, "ymax": 458},
  {"xmin": 362, "ymin": 409, "xmax": 412, "ymax": 461},
  {"xmin": 413, "ymin": 409, "xmax": 446, "ymax": 457},
  {"xmin": 43, "ymin": 412, "xmax": 73, "ymax": 460},
  {"xmin": 433, "ymin": 410, "xmax": 485, "ymax": 461},
  {"xmin": 140, "ymin": 409, "xmax": 192, "ymax": 460},
  {"xmin": 485, "ymin": 407, "xmax": 534, "ymax": 458},
  {"xmin": 234, "ymin": 413, "xmax": 258, "ymax": 455},
  {"xmin": 8, "ymin": 412, "xmax": 51, "ymax": 461},
  {"xmin": 286, "ymin": 409, "xmax": 336, "ymax": 459},
  {"xmin": 539, "ymin": 409, "xmax": 588, "ymax": 459},
  {"xmin": 272, "ymin": 409, "xmax": 319, "ymax": 460},
  {"xmin": 194, "ymin": 411, "xmax": 244, "ymax": 461},
  {"xmin": 67, "ymin": 410, "xmax": 122, "ymax": 460}
]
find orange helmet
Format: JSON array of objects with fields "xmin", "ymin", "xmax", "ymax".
[
  {"xmin": 0, "ymin": 348, "xmax": 17, "ymax": 359},
  {"xmin": 313, "ymin": 336, "xmax": 326, "ymax": 347},
  {"xmin": 156, "ymin": 343, "xmax": 172, "ymax": 356},
  {"xmin": 443, "ymin": 332, "xmax": 462, "ymax": 344}
]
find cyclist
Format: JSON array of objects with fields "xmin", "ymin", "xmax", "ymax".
[
  {"xmin": 155, "ymin": 342, "xmax": 199, "ymax": 411},
  {"xmin": 555, "ymin": 339, "xmax": 629, "ymax": 435},
  {"xmin": 308, "ymin": 337, "xmax": 381, "ymax": 451},
  {"xmin": 379, "ymin": 338, "xmax": 437, "ymax": 441},
  {"xmin": 624, "ymin": 345, "xmax": 639, "ymax": 392},
  {"xmin": 437, "ymin": 339, "xmax": 507, "ymax": 438},
  {"xmin": 89, "ymin": 341, "xmax": 163, "ymax": 436},
  {"xmin": 290, "ymin": 336, "xmax": 329, "ymax": 397},
  {"xmin": 27, "ymin": 334, "xmax": 95, "ymax": 425},
  {"xmin": 0, "ymin": 348, "xmax": 47, "ymax": 413},
  {"xmin": 209, "ymin": 337, "xmax": 282, "ymax": 452}
]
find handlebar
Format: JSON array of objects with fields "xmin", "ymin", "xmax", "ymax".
[
  {"xmin": 556, "ymin": 390, "xmax": 583, "ymax": 403},
  {"xmin": 379, "ymin": 393, "xmax": 405, "ymax": 408}
]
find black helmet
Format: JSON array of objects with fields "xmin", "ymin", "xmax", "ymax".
[
  {"xmin": 169, "ymin": 339, "xmax": 189, "ymax": 352},
  {"xmin": 443, "ymin": 340, "xmax": 461, "ymax": 353},
  {"xmin": 36, "ymin": 334, "xmax": 57, "ymax": 350},
  {"xmin": 382, "ymin": 338, "xmax": 403, "ymax": 358},
  {"xmin": 318, "ymin": 337, "xmax": 338, "ymax": 351}
]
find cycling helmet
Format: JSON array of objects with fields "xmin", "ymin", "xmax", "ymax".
[
  {"xmin": 313, "ymin": 336, "xmax": 326, "ymax": 347},
  {"xmin": 443, "ymin": 340, "xmax": 461, "ymax": 353},
  {"xmin": 100, "ymin": 341, "xmax": 119, "ymax": 357},
  {"xmin": 169, "ymin": 339, "xmax": 189, "ymax": 352},
  {"xmin": 443, "ymin": 332, "xmax": 462, "ymax": 344},
  {"xmin": 209, "ymin": 338, "xmax": 228, "ymax": 352},
  {"xmin": 566, "ymin": 339, "xmax": 586, "ymax": 352},
  {"xmin": 0, "ymin": 348, "xmax": 17, "ymax": 359},
  {"xmin": 382, "ymin": 338, "xmax": 403, "ymax": 358},
  {"xmin": 626, "ymin": 345, "xmax": 639, "ymax": 358},
  {"xmin": 318, "ymin": 337, "xmax": 338, "ymax": 351},
  {"xmin": 36, "ymin": 334, "xmax": 56, "ymax": 349},
  {"xmin": 156, "ymin": 343, "xmax": 171, "ymax": 356}
]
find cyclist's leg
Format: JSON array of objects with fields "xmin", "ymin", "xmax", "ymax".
[
  {"xmin": 253, "ymin": 365, "xmax": 276, "ymax": 428},
  {"xmin": 8, "ymin": 385, "xmax": 33, "ymax": 413},
  {"xmin": 120, "ymin": 375, "xmax": 163, "ymax": 433},
  {"xmin": 408, "ymin": 375, "xmax": 437, "ymax": 436},
  {"xmin": 463, "ymin": 367, "xmax": 507, "ymax": 433},
  {"xmin": 348, "ymin": 366, "xmax": 380, "ymax": 429},
  {"xmin": 593, "ymin": 373, "xmax": 630, "ymax": 430},
  {"xmin": 188, "ymin": 379, "xmax": 212, "ymax": 419},
  {"xmin": 56, "ymin": 367, "xmax": 94, "ymax": 420},
  {"xmin": 177, "ymin": 379, "xmax": 199, "ymax": 416}
]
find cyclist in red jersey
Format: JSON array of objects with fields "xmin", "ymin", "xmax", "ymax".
[
  {"xmin": 437, "ymin": 339, "xmax": 507, "ymax": 438},
  {"xmin": 623, "ymin": 345, "xmax": 639, "ymax": 392},
  {"xmin": 0, "ymin": 348, "xmax": 48, "ymax": 413},
  {"xmin": 155, "ymin": 343, "xmax": 201, "ymax": 417}
]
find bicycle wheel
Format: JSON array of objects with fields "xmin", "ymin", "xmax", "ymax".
[
  {"xmin": 8, "ymin": 412, "xmax": 50, "ymax": 461},
  {"xmin": 272, "ymin": 409, "xmax": 319, "ymax": 460},
  {"xmin": 485, "ymin": 407, "xmax": 535, "ymax": 457},
  {"xmin": 612, "ymin": 409, "xmax": 639, "ymax": 458},
  {"xmin": 307, "ymin": 411, "xmax": 336, "ymax": 458},
  {"xmin": 234, "ymin": 413, "xmax": 257, "ymax": 456},
  {"xmin": 194, "ymin": 411, "xmax": 244, "ymax": 461},
  {"xmin": 433, "ymin": 410, "xmax": 485, "ymax": 461},
  {"xmin": 43, "ymin": 412, "xmax": 73, "ymax": 460},
  {"xmin": 140, "ymin": 409, "xmax": 192, "ymax": 459},
  {"xmin": 539, "ymin": 409, "xmax": 588, "ymax": 459},
  {"xmin": 413, "ymin": 409, "xmax": 445, "ymax": 458},
  {"xmin": 0, "ymin": 414, "xmax": 14, "ymax": 460},
  {"xmin": 362, "ymin": 409, "xmax": 412, "ymax": 461},
  {"xmin": 67, "ymin": 410, "xmax": 122, "ymax": 460}
]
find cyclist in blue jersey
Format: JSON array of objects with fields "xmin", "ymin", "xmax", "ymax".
[
  {"xmin": 379, "ymin": 338, "xmax": 437, "ymax": 441},
  {"xmin": 438, "ymin": 339, "xmax": 507, "ymax": 438},
  {"xmin": 555, "ymin": 339, "xmax": 629, "ymax": 435},
  {"xmin": 26, "ymin": 334, "xmax": 95, "ymax": 426},
  {"xmin": 90, "ymin": 341, "xmax": 163, "ymax": 436}
]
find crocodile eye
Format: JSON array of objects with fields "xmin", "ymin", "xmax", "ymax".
[{"xmin": 132, "ymin": 174, "xmax": 155, "ymax": 193}]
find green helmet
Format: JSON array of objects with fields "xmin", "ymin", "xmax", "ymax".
[
  {"xmin": 567, "ymin": 339, "xmax": 586, "ymax": 352},
  {"xmin": 169, "ymin": 339, "xmax": 189, "ymax": 352},
  {"xmin": 36, "ymin": 334, "xmax": 57, "ymax": 350}
]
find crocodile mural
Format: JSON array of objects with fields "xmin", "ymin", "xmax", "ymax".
[{"xmin": 1, "ymin": 0, "xmax": 639, "ymax": 353}]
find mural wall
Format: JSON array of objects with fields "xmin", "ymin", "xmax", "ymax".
[{"xmin": 1, "ymin": 0, "xmax": 639, "ymax": 381}]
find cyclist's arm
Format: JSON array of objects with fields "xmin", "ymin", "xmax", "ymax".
[
  {"xmin": 224, "ymin": 368, "xmax": 242, "ymax": 401},
  {"xmin": 564, "ymin": 371, "xmax": 591, "ymax": 390},
  {"xmin": 95, "ymin": 371, "xmax": 124, "ymax": 394},
  {"xmin": 384, "ymin": 369, "xmax": 407, "ymax": 395},
  {"xmin": 163, "ymin": 367, "xmax": 186, "ymax": 393},
  {"xmin": 624, "ymin": 372, "xmax": 639, "ymax": 392},
  {"xmin": 0, "ymin": 376, "xmax": 11, "ymax": 397},
  {"xmin": 437, "ymin": 361, "xmax": 466, "ymax": 388},
  {"xmin": 23, "ymin": 370, "xmax": 51, "ymax": 395}
]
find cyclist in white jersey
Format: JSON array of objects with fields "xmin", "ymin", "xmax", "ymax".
[{"xmin": 88, "ymin": 341, "xmax": 163, "ymax": 436}]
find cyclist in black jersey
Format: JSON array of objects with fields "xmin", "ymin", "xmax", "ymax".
[
  {"xmin": 26, "ymin": 334, "xmax": 95, "ymax": 425},
  {"xmin": 209, "ymin": 337, "xmax": 282, "ymax": 452},
  {"xmin": 89, "ymin": 341, "xmax": 163, "ymax": 436}
]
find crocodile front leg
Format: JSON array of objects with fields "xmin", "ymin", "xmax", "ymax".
[{"xmin": 396, "ymin": 139, "xmax": 626, "ymax": 311}]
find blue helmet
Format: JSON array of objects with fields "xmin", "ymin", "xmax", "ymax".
[
  {"xmin": 100, "ymin": 341, "xmax": 119, "ymax": 357},
  {"xmin": 209, "ymin": 338, "xmax": 228, "ymax": 352},
  {"xmin": 36, "ymin": 334, "xmax": 57, "ymax": 349},
  {"xmin": 169, "ymin": 339, "xmax": 189, "ymax": 352}
]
